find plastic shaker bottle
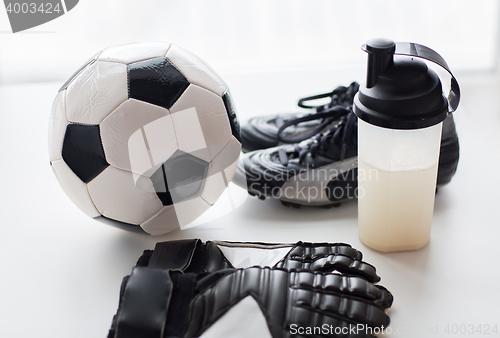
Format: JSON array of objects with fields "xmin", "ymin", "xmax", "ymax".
[{"xmin": 353, "ymin": 38, "xmax": 460, "ymax": 252}]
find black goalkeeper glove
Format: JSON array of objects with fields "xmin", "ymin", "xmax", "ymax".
[{"xmin": 108, "ymin": 240, "xmax": 393, "ymax": 338}]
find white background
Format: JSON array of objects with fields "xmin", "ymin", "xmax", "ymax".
[
  {"xmin": 1, "ymin": 0, "xmax": 499, "ymax": 84},
  {"xmin": 1, "ymin": 1, "xmax": 500, "ymax": 337}
]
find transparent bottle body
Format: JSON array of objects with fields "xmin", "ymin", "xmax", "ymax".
[{"xmin": 357, "ymin": 119, "xmax": 443, "ymax": 252}]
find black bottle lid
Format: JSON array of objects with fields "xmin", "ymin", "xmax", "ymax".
[{"xmin": 354, "ymin": 38, "xmax": 455, "ymax": 130}]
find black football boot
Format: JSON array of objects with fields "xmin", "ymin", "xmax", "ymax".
[
  {"xmin": 240, "ymin": 82, "xmax": 360, "ymax": 152},
  {"xmin": 234, "ymin": 108, "xmax": 459, "ymax": 208}
]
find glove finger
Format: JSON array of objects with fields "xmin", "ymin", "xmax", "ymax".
[
  {"xmin": 277, "ymin": 242, "xmax": 381, "ymax": 283},
  {"xmin": 292, "ymin": 270, "xmax": 393, "ymax": 309},
  {"xmin": 289, "ymin": 271, "xmax": 392, "ymax": 329}
]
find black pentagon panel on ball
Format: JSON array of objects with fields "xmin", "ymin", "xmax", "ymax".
[
  {"xmin": 59, "ymin": 51, "xmax": 101, "ymax": 92},
  {"xmin": 128, "ymin": 57, "xmax": 190, "ymax": 109},
  {"xmin": 222, "ymin": 89, "xmax": 241, "ymax": 142},
  {"xmin": 150, "ymin": 150, "xmax": 209, "ymax": 206},
  {"xmin": 62, "ymin": 123, "xmax": 109, "ymax": 184},
  {"xmin": 150, "ymin": 164, "xmax": 173, "ymax": 206},
  {"xmin": 94, "ymin": 215, "xmax": 148, "ymax": 234}
]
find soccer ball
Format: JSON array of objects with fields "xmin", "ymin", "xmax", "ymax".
[{"xmin": 48, "ymin": 42, "xmax": 241, "ymax": 235}]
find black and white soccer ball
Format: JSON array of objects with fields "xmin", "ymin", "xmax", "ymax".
[{"xmin": 48, "ymin": 42, "xmax": 241, "ymax": 235}]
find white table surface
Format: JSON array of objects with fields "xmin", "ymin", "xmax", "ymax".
[{"xmin": 0, "ymin": 71, "xmax": 499, "ymax": 337}]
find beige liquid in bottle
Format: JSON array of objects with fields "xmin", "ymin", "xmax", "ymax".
[{"xmin": 358, "ymin": 160, "xmax": 439, "ymax": 252}]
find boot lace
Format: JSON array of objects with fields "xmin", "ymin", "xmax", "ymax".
[
  {"xmin": 277, "ymin": 109, "xmax": 358, "ymax": 166},
  {"xmin": 276, "ymin": 81, "xmax": 359, "ymax": 144}
]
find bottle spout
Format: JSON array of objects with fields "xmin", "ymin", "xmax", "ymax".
[{"xmin": 362, "ymin": 38, "xmax": 396, "ymax": 88}]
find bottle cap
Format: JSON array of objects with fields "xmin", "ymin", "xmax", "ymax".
[{"xmin": 354, "ymin": 38, "xmax": 459, "ymax": 130}]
